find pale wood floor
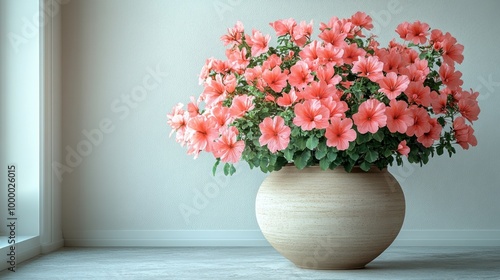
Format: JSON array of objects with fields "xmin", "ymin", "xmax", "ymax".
[{"xmin": 1, "ymin": 246, "xmax": 499, "ymax": 279}]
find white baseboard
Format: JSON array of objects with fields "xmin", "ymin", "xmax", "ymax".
[
  {"xmin": 0, "ymin": 236, "xmax": 41, "ymax": 271},
  {"xmin": 41, "ymin": 239, "xmax": 64, "ymax": 254},
  {"xmin": 63, "ymin": 229, "xmax": 500, "ymax": 247}
]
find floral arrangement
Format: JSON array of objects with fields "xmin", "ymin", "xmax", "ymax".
[{"xmin": 167, "ymin": 12, "xmax": 480, "ymax": 175}]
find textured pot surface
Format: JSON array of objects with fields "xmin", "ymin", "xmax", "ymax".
[{"xmin": 255, "ymin": 166, "xmax": 405, "ymax": 270}]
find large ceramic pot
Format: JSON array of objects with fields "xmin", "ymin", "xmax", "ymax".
[{"xmin": 255, "ymin": 165, "xmax": 405, "ymax": 269}]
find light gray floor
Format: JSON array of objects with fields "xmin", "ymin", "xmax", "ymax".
[{"xmin": 1, "ymin": 246, "xmax": 499, "ymax": 279}]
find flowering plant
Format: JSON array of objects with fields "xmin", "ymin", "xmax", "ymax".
[{"xmin": 167, "ymin": 12, "xmax": 480, "ymax": 175}]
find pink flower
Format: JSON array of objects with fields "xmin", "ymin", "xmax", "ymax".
[
  {"xmin": 457, "ymin": 89, "xmax": 480, "ymax": 122},
  {"xmin": 187, "ymin": 115, "xmax": 220, "ymax": 153},
  {"xmin": 316, "ymin": 66, "xmax": 342, "ymax": 86},
  {"xmin": 269, "ymin": 18, "xmax": 295, "ymax": 36},
  {"xmin": 453, "ymin": 117, "xmax": 477, "ymax": 150},
  {"xmin": 352, "ymin": 99, "xmax": 387, "ymax": 134},
  {"xmin": 288, "ymin": 61, "xmax": 313, "ymax": 89},
  {"xmin": 293, "ymin": 99, "xmax": 330, "ymax": 130},
  {"xmin": 262, "ymin": 66, "xmax": 288, "ymax": 93},
  {"xmin": 385, "ymin": 100, "xmax": 414, "ymax": 134},
  {"xmin": 405, "ymin": 82, "xmax": 432, "ymax": 107},
  {"xmin": 220, "ymin": 21, "xmax": 244, "ymax": 46},
  {"xmin": 276, "ymin": 88, "xmax": 299, "ymax": 107},
  {"xmin": 378, "ymin": 72, "xmax": 410, "ymax": 100},
  {"xmin": 417, "ymin": 118, "xmax": 442, "ymax": 148},
  {"xmin": 202, "ymin": 75, "xmax": 226, "ymax": 106},
  {"xmin": 350, "ymin": 12, "xmax": 373, "ymax": 30},
  {"xmin": 209, "ymin": 106, "xmax": 232, "ymax": 128},
  {"xmin": 317, "ymin": 43, "xmax": 344, "ymax": 67},
  {"xmin": 439, "ymin": 63, "xmax": 463, "ymax": 90},
  {"xmin": 299, "ymin": 80, "xmax": 337, "ymax": 101},
  {"xmin": 406, "ymin": 21, "xmax": 430, "ymax": 44},
  {"xmin": 397, "ymin": 140, "xmax": 410, "ymax": 156},
  {"xmin": 291, "ymin": 20, "xmax": 313, "ymax": 47},
  {"xmin": 430, "ymin": 91, "xmax": 448, "ymax": 115},
  {"xmin": 322, "ymin": 98, "xmax": 348, "ymax": 120},
  {"xmin": 342, "ymin": 43, "xmax": 367, "ymax": 65},
  {"xmin": 318, "ymin": 24, "xmax": 348, "ymax": 48},
  {"xmin": 395, "ymin": 22, "xmax": 410, "ymax": 40},
  {"xmin": 259, "ymin": 116, "xmax": 291, "ymax": 153},
  {"xmin": 230, "ymin": 94, "xmax": 255, "ymax": 118},
  {"xmin": 245, "ymin": 29, "xmax": 270, "ymax": 57},
  {"xmin": 352, "ymin": 56, "xmax": 384, "ymax": 82},
  {"xmin": 406, "ymin": 106, "xmax": 431, "ymax": 137},
  {"xmin": 167, "ymin": 103, "xmax": 189, "ymax": 144},
  {"xmin": 212, "ymin": 127, "xmax": 245, "ymax": 163},
  {"xmin": 325, "ymin": 117, "xmax": 357, "ymax": 150}
]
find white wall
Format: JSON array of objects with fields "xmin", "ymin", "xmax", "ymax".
[{"xmin": 60, "ymin": 0, "xmax": 500, "ymax": 246}]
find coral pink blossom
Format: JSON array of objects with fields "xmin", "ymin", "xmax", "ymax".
[
  {"xmin": 439, "ymin": 63, "xmax": 463, "ymax": 90},
  {"xmin": 325, "ymin": 117, "xmax": 357, "ymax": 151},
  {"xmin": 167, "ymin": 103, "xmax": 189, "ymax": 144},
  {"xmin": 291, "ymin": 20, "xmax": 313, "ymax": 47},
  {"xmin": 317, "ymin": 43, "xmax": 345, "ymax": 66},
  {"xmin": 406, "ymin": 21, "xmax": 430, "ymax": 44},
  {"xmin": 430, "ymin": 91, "xmax": 448, "ymax": 115},
  {"xmin": 187, "ymin": 115, "xmax": 220, "ymax": 153},
  {"xmin": 230, "ymin": 94, "xmax": 255, "ymax": 118},
  {"xmin": 187, "ymin": 96, "xmax": 200, "ymax": 117},
  {"xmin": 269, "ymin": 18, "xmax": 295, "ymax": 36},
  {"xmin": 293, "ymin": 99, "xmax": 330, "ymax": 130},
  {"xmin": 404, "ymin": 82, "xmax": 432, "ymax": 107},
  {"xmin": 318, "ymin": 25, "xmax": 348, "ymax": 48},
  {"xmin": 417, "ymin": 118, "xmax": 442, "ymax": 148},
  {"xmin": 299, "ymin": 80, "xmax": 337, "ymax": 101},
  {"xmin": 316, "ymin": 66, "xmax": 342, "ymax": 86},
  {"xmin": 378, "ymin": 72, "xmax": 410, "ymax": 99},
  {"xmin": 212, "ymin": 127, "xmax": 245, "ymax": 163},
  {"xmin": 342, "ymin": 43, "xmax": 367, "ymax": 65},
  {"xmin": 453, "ymin": 117, "xmax": 477, "ymax": 150},
  {"xmin": 352, "ymin": 99, "xmax": 387, "ymax": 134},
  {"xmin": 406, "ymin": 106, "xmax": 431, "ymax": 137},
  {"xmin": 262, "ymin": 66, "xmax": 288, "ymax": 93},
  {"xmin": 202, "ymin": 75, "xmax": 227, "ymax": 106},
  {"xmin": 322, "ymin": 98, "xmax": 348, "ymax": 120},
  {"xmin": 377, "ymin": 49, "xmax": 406, "ymax": 74},
  {"xmin": 276, "ymin": 88, "xmax": 299, "ymax": 107},
  {"xmin": 220, "ymin": 21, "xmax": 244, "ymax": 46},
  {"xmin": 352, "ymin": 56, "xmax": 384, "ymax": 82},
  {"xmin": 397, "ymin": 140, "xmax": 410, "ymax": 156},
  {"xmin": 350, "ymin": 11, "xmax": 373, "ymax": 30},
  {"xmin": 262, "ymin": 54, "xmax": 282, "ymax": 69},
  {"xmin": 259, "ymin": 116, "xmax": 291, "ymax": 153},
  {"xmin": 395, "ymin": 22, "xmax": 410, "ymax": 40},
  {"xmin": 385, "ymin": 100, "xmax": 414, "ymax": 134},
  {"xmin": 458, "ymin": 97, "xmax": 480, "ymax": 123},
  {"xmin": 245, "ymin": 29, "xmax": 270, "ymax": 57},
  {"xmin": 288, "ymin": 61, "xmax": 313, "ymax": 89},
  {"xmin": 209, "ymin": 106, "xmax": 232, "ymax": 128}
]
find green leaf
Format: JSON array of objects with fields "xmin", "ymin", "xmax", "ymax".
[
  {"xmin": 356, "ymin": 133, "xmax": 372, "ymax": 144},
  {"xmin": 360, "ymin": 161, "xmax": 371, "ymax": 171},
  {"xmin": 365, "ymin": 150, "xmax": 379, "ymax": 163},
  {"xmin": 348, "ymin": 152, "xmax": 360, "ymax": 161},
  {"xmin": 294, "ymin": 150, "xmax": 311, "ymax": 170},
  {"xmin": 212, "ymin": 159, "xmax": 221, "ymax": 176},
  {"xmin": 306, "ymin": 136, "xmax": 319, "ymax": 150},
  {"xmin": 327, "ymin": 149, "xmax": 338, "ymax": 161},
  {"xmin": 284, "ymin": 149, "xmax": 294, "ymax": 162},
  {"xmin": 223, "ymin": 163, "xmax": 236, "ymax": 176},
  {"xmin": 319, "ymin": 157, "xmax": 330, "ymax": 170},
  {"xmin": 372, "ymin": 130, "xmax": 385, "ymax": 142},
  {"xmin": 315, "ymin": 143, "xmax": 328, "ymax": 160}
]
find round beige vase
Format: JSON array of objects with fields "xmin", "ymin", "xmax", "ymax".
[{"xmin": 255, "ymin": 165, "xmax": 405, "ymax": 270}]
